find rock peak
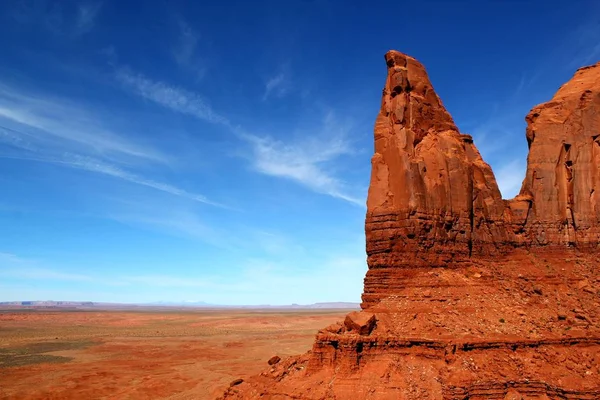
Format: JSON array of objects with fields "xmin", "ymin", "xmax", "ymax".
[
  {"xmin": 378, "ymin": 50, "xmax": 457, "ymax": 146},
  {"xmin": 222, "ymin": 51, "xmax": 600, "ymax": 400}
]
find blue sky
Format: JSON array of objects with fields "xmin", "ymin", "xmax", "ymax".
[{"xmin": 1, "ymin": 0, "xmax": 599, "ymax": 305}]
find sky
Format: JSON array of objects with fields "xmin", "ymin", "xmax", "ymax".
[{"xmin": 1, "ymin": 0, "xmax": 599, "ymax": 305}]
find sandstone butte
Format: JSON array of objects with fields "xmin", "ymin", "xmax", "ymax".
[{"xmin": 221, "ymin": 51, "xmax": 600, "ymax": 399}]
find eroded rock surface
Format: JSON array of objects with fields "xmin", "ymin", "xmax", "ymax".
[
  {"xmin": 221, "ymin": 51, "xmax": 600, "ymax": 400},
  {"xmin": 515, "ymin": 64, "xmax": 600, "ymax": 248},
  {"xmin": 364, "ymin": 51, "xmax": 507, "ymax": 307}
]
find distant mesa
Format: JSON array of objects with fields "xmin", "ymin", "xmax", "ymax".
[
  {"xmin": 0, "ymin": 301, "xmax": 96, "ymax": 307},
  {"xmin": 221, "ymin": 51, "xmax": 600, "ymax": 398},
  {"xmin": 0, "ymin": 300, "xmax": 360, "ymax": 310}
]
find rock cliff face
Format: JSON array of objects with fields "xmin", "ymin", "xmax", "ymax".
[
  {"xmin": 365, "ymin": 52, "xmax": 600, "ymax": 308},
  {"xmin": 221, "ymin": 52, "xmax": 600, "ymax": 399},
  {"xmin": 515, "ymin": 64, "xmax": 600, "ymax": 248},
  {"xmin": 364, "ymin": 51, "xmax": 507, "ymax": 308}
]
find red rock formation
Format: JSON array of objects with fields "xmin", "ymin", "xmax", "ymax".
[
  {"xmin": 221, "ymin": 52, "xmax": 600, "ymax": 400},
  {"xmin": 364, "ymin": 51, "xmax": 507, "ymax": 308},
  {"xmin": 511, "ymin": 64, "xmax": 600, "ymax": 248}
]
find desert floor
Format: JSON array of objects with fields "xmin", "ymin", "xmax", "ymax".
[{"xmin": 0, "ymin": 308, "xmax": 351, "ymax": 399}]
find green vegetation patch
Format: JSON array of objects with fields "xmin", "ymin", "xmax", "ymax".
[{"xmin": 0, "ymin": 340, "xmax": 95, "ymax": 368}]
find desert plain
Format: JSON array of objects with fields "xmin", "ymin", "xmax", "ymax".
[{"xmin": 0, "ymin": 307, "xmax": 352, "ymax": 399}]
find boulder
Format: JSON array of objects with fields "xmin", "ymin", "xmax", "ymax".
[{"xmin": 343, "ymin": 311, "xmax": 376, "ymax": 335}]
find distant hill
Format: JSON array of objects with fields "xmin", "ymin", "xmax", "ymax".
[{"xmin": 0, "ymin": 300, "xmax": 360, "ymax": 309}]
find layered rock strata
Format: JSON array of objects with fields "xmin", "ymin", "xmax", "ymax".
[{"xmin": 221, "ymin": 52, "xmax": 600, "ymax": 399}]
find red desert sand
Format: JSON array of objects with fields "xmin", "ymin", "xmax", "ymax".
[{"xmin": 0, "ymin": 308, "xmax": 350, "ymax": 399}]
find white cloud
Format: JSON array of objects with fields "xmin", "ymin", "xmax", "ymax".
[
  {"xmin": 0, "ymin": 83, "xmax": 166, "ymax": 163},
  {"xmin": 0, "ymin": 131, "xmax": 222, "ymax": 206},
  {"xmin": 111, "ymin": 251, "xmax": 366, "ymax": 304},
  {"xmin": 0, "ymin": 240, "xmax": 367, "ymax": 304},
  {"xmin": 172, "ymin": 18, "xmax": 208, "ymax": 80},
  {"xmin": 116, "ymin": 69, "xmax": 226, "ymax": 124},
  {"xmin": 565, "ymin": 19, "xmax": 600, "ymax": 69},
  {"xmin": 243, "ymin": 112, "xmax": 364, "ymax": 206},
  {"xmin": 107, "ymin": 207, "xmax": 231, "ymax": 248},
  {"xmin": 9, "ymin": 1, "xmax": 102, "ymax": 36},
  {"xmin": 0, "ymin": 253, "xmax": 92, "ymax": 282},
  {"xmin": 124, "ymin": 275, "xmax": 210, "ymax": 288},
  {"xmin": 106, "ymin": 203, "xmax": 302, "ymax": 251},
  {"xmin": 3, "ymin": 268, "xmax": 93, "ymax": 282},
  {"xmin": 0, "ymin": 80, "xmax": 226, "ymax": 207},
  {"xmin": 250, "ymin": 230, "xmax": 305, "ymax": 256},
  {"xmin": 221, "ymin": 252, "xmax": 366, "ymax": 304},
  {"xmin": 174, "ymin": 19, "xmax": 198, "ymax": 65},
  {"xmin": 62, "ymin": 153, "xmax": 224, "ymax": 206},
  {"xmin": 0, "ymin": 252, "xmax": 29, "ymax": 264},
  {"xmin": 246, "ymin": 134, "xmax": 362, "ymax": 205},
  {"xmin": 75, "ymin": 2, "xmax": 102, "ymax": 35},
  {"xmin": 116, "ymin": 70, "xmax": 363, "ymax": 205},
  {"xmin": 263, "ymin": 72, "xmax": 290, "ymax": 100}
]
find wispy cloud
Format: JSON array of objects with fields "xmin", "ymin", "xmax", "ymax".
[
  {"xmin": 174, "ymin": 19, "xmax": 198, "ymax": 64},
  {"xmin": 8, "ymin": 1, "xmax": 101, "ymax": 36},
  {"xmin": 0, "ymin": 240, "xmax": 366, "ymax": 304},
  {"xmin": 0, "ymin": 82, "xmax": 166, "ymax": 163},
  {"xmin": 0, "ymin": 252, "xmax": 28, "ymax": 264},
  {"xmin": 106, "ymin": 201, "xmax": 301, "ymax": 251},
  {"xmin": 75, "ymin": 2, "xmax": 102, "ymax": 35},
  {"xmin": 3, "ymin": 267, "xmax": 94, "ymax": 282},
  {"xmin": 172, "ymin": 18, "xmax": 208, "ymax": 80},
  {"xmin": 565, "ymin": 19, "xmax": 600, "ymax": 69},
  {"xmin": 263, "ymin": 71, "xmax": 290, "ymax": 100},
  {"xmin": 468, "ymin": 110, "xmax": 528, "ymax": 200},
  {"xmin": 117, "ymin": 68, "xmax": 227, "ymax": 124},
  {"xmin": 117, "ymin": 69, "xmax": 363, "ymax": 205},
  {"xmin": 0, "ymin": 129, "xmax": 222, "ymax": 206},
  {"xmin": 0, "ymin": 80, "xmax": 225, "ymax": 207},
  {"xmin": 250, "ymin": 230, "xmax": 305, "ymax": 256},
  {"xmin": 62, "ymin": 153, "xmax": 223, "ymax": 206},
  {"xmin": 0, "ymin": 252, "xmax": 92, "ymax": 282},
  {"xmin": 469, "ymin": 17, "xmax": 600, "ymax": 201},
  {"xmin": 245, "ymin": 129, "xmax": 363, "ymax": 205},
  {"xmin": 113, "ymin": 250, "xmax": 366, "ymax": 304},
  {"xmin": 124, "ymin": 275, "xmax": 211, "ymax": 288},
  {"xmin": 173, "ymin": 16, "xmax": 208, "ymax": 80},
  {"xmin": 217, "ymin": 252, "xmax": 366, "ymax": 304},
  {"xmin": 0, "ymin": 81, "xmax": 222, "ymax": 207},
  {"xmin": 107, "ymin": 207, "xmax": 231, "ymax": 248}
]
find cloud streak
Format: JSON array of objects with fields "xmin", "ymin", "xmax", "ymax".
[
  {"xmin": 117, "ymin": 69, "xmax": 227, "ymax": 124},
  {"xmin": 63, "ymin": 154, "xmax": 224, "ymax": 207},
  {"xmin": 8, "ymin": 1, "xmax": 102, "ymax": 36},
  {"xmin": 263, "ymin": 71, "xmax": 290, "ymax": 100},
  {"xmin": 0, "ymin": 252, "xmax": 93, "ymax": 282},
  {"xmin": 0, "ymin": 79, "xmax": 226, "ymax": 207},
  {"xmin": 245, "ymin": 131, "xmax": 363, "ymax": 205},
  {"xmin": 117, "ymin": 69, "xmax": 363, "ymax": 206},
  {"xmin": 0, "ymin": 125, "xmax": 222, "ymax": 207},
  {"xmin": 107, "ymin": 207, "xmax": 232, "ymax": 248},
  {"xmin": 172, "ymin": 18, "xmax": 208, "ymax": 80},
  {"xmin": 75, "ymin": 2, "xmax": 102, "ymax": 35},
  {"xmin": 0, "ymin": 82, "xmax": 166, "ymax": 163}
]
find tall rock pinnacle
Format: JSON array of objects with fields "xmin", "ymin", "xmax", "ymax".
[{"xmin": 365, "ymin": 51, "xmax": 506, "ymax": 307}]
